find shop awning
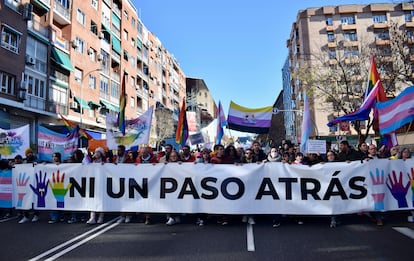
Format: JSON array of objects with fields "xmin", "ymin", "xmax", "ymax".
[
  {"xmin": 100, "ymin": 99, "xmax": 119, "ymax": 112},
  {"xmin": 74, "ymin": 97, "xmax": 91, "ymax": 109},
  {"xmin": 111, "ymin": 34, "xmax": 121, "ymax": 55},
  {"xmin": 88, "ymin": 101, "xmax": 101, "ymax": 108},
  {"xmin": 51, "ymin": 47, "xmax": 74, "ymax": 72}
]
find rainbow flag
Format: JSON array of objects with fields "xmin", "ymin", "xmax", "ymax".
[
  {"xmin": 328, "ymin": 80, "xmax": 381, "ymax": 127},
  {"xmin": 227, "ymin": 101, "xmax": 273, "ymax": 134},
  {"xmin": 300, "ymin": 91, "xmax": 312, "ymax": 153},
  {"xmin": 118, "ymin": 73, "xmax": 126, "ymax": 135},
  {"xmin": 215, "ymin": 101, "xmax": 227, "ymax": 145},
  {"xmin": 175, "ymin": 99, "xmax": 189, "ymax": 146},
  {"xmin": 366, "ymin": 57, "xmax": 397, "ymax": 147},
  {"xmin": 59, "ymin": 114, "xmax": 93, "ymax": 140}
]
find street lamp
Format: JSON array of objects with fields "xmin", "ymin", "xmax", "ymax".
[{"xmin": 78, "ymin": 68, "xmax": 101, "ymax": 147}]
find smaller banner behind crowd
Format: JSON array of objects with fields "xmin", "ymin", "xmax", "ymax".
[
  {"xmin": 0, "ymin": 125, "xmax": 30, "ymax": 158},
  {"xmin": 37, "ymin": 126, "xmax": 79, "ymax": 162},
  {"xmin": 11, "ymin": 159, "xmax": 414, "ymax": 215}
]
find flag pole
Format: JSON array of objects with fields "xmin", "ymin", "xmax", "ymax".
[{"xmin": 402, "ymin": 121, "xmax": 413, "ymax": 145}]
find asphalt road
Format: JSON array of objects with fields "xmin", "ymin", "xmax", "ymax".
[{"xmin": 0, "ymin": 211, "xmax": 413, "ymax": 261}]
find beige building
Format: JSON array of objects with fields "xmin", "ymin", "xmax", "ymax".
[{"xmin": 286, "ymin": 2, "xmax": 414, "ymax": 145}]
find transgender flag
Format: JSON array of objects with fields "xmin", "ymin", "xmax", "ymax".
[
  {"xmin": 377, "ymin": 85, "xmax": 414, "ymax": 135},
  {"xmin": 300, "ymin": 91, "xmax": 312, "ymax": 153},
  {"xmin": 215, "ymin": 101, "xmax": 227, "ymax": 145},
  {"xmin": 227, "ymin": 101, "xmax": 273, "ymax": 134}
]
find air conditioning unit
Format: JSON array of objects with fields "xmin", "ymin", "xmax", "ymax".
[
  {"xmin": 71, "ymin": 40, "xmax": 79, "ymax": 49},
  {"xmin": 97, "ymin": 54, "xmax": 103, "ymax": 61},
  {"xmin": 25, "ymin": 55, "xmax": 35, "ymax": 65},
  {"xmin": 87, "ymin": 48, "xmax": 94, "ymax": 55},
  {"xmin": 96, "ymin": 116, "xmax": 104, "ymax": 123},
  {"xmin": 70, "ymin": 102, "xmax": 78, "ymax": 110}
]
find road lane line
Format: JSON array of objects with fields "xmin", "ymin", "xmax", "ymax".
[
  {"xmin": 246, "ymin": 224, "xmax": 255, "ymax": 252},
  {"xmin": 28, "ymin": 217, "xmax": 120, "ymax": 261},
  {"xmin": 44, "ymin": 222, "xmax": 120, "ymax": 261},
  {"xmin": 0, "ymin": 216, "xmax": 17, "ymax": 223},
  {"xmin": 392, "ymin": 227, "xmax": 414, "ymax": 239}
]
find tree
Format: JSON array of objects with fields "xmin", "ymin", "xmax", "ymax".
[{"xmin": 295, "ymin": 20, "xmax": 413, "ymax": 143}]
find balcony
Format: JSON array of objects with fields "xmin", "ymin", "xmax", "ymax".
[
  {"xmin": 24, "ymin": 95, "xmax": 46, "ymax": 111},
  {"xmin": 27, "ymin": 20, "xmax": 49, "ymax": 39},
  {"xmin": 340, "ymin": 24, "xmax": 357, "ymax": 31},
  {"xmin": 326, "ymin": 25, "xmax": 335, "ymax": 31},
  {"xmin": 373, "ymin": 22, "xmax": 388, "ymax": 29},
  {"xmin": 31, "ymin": 0, "xmax": 50, "ymax": 13},
  {"xmin": 46, "ymin": 100, "xmax": 67, "ymax": 114},
  {"xmin": 342, "ymin": 40, "xmax": 359, "ymax": 47},
  {"xmin": 375, "ymin": 39, "xmax": 390, "ymax": 45},
  {"xmin": 327, "ymin": 42, "xmax": 336, "ymax": 48},
  {"xmin": 53, "ymin": 1, "xmax": 71, "ymax": 25}
]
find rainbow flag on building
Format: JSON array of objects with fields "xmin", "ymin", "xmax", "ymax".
[
  {"xmin": 227, "ymin": 101, "xmax": 273, "ymax": 134},
  {"xmin": 175, "ymin": 99, "xmax": 189, "ymax": 146}
]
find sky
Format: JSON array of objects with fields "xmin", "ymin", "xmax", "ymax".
[{"xmin": 132, "ymin": 0, "xmax": 381, "ymax": 114}]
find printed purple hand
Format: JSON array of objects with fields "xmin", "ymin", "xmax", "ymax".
[
  {"xmin": 387, "ymin": 170, "xmax": 410, "ymax": 208},
  {"xmin": 29, "ymin": 171, "xmax": 49, "ymax": 208}
]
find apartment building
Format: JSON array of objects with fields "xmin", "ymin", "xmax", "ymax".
[
  {"xmin": 285, "ymin": 2, "xmax": 414, "ymax": 144},
  {"xmin": 0, "ymin": 0, "xmax": 187, "ymax": 149}
]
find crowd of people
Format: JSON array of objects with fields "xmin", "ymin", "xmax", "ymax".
[{"xmin": 1, "ymin": 139, "xmax": 413, "ymax": 228}]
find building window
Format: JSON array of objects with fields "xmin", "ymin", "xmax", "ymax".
[
  {"xmin": 124, "ymin": 10, "xmax": 128, "ymax": 20},
  {"xmin": 131, "ymin": 18, "xmax": 136, "ymax": 28},
  {"xmin": 91, "ymin": 0, "xmax": 98, "ymax": 10},
  {"xmin": 1, "ymin": 24, "xmax": 22, "ymax": 54},
  {"xmin": 89, "ymin": 75, "xmax": 96, "ymax": 89},
  {"xmin": 100, "ymin": 77, "xmax": 109, "ymax": 99},
  {"xmin": 123, "ymin": 29, "xmax": 128, "ymax": 41},
  {"xmin": 130, "ymin": 96, "xmax": 135, "ymax": 107},
  {"xmin": 75, "ymin": 37, "xmax": 84, "ymax": 54},
  {"xmin": 123, "ymin": 51, "xmax": 129, "ymax": 61},
  {"xmin": 56, "ymin": 0, "xmax": 70, "ymax": 9},
  {"xmin": 326, "ymin": 17, "xmax": 333, "ymax": 26},
  {"xmin": 24, "ymin": 74, "xmax": 45, "ymax": 98},
  {"xmin": 327, "ymin": 32, "xmax": 335, "ymax": 42},
  {"xmin": 343, "ymin": 30, "xmax": 357, "ymax": 41},
  {"xmin": 328, "ymin": 48, "xmax": 336, "ymax": 59},
  {"xmin": 74, "ymin": 68, "xmax": 82, "ymax": 82},
  {"xmin": 374, "ymin": 30, "xmax": 389, "ymax": 40},
  {"xmin": 341, "ymin": 15, "xmax": 355, "ymax": 25},
  {"xmin": 26, "ymin": 36, "xmax": 47, "ymax": 73},
  {"xmin": 0, "ymin": 71, "xmax": 15, "ymax": 95},
  {"xmin": 77, "ymin": 9, "xmax": 86, "ymax": 26},
  {"xmin": 110, "ymin": 81, "xmax": 119, "ymax": 99},
  {"xmin": 373, "ymin": 13, "xmax": 387, "ymax": 23},
  {"xmin": 50, "ymin": 84, "xmax": 67, "ymax": 107},
  {"xmin": 90, "ymin": 21, "xmax": 98, "ymax": 35},
  {"xmin": 137, "ymin": 21, "xmax": 143, "ymax": 35},
  {"xmin": 5, "ymin": 0, "xmax": 20, "ymax": 11}
]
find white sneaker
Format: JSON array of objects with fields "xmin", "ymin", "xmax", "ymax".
[
  {"xmin": 125, "ymin": 215, "xmax": 131, "ymax": 223},
  {"xmin": 198, "ymin": 219, "xmax": 204, "ymax": 226},
  {"xmin": 174, "ymin": 216, "xmax": 181, "ymax": 224},
  {"xmin": 166, "ymin": 217, "xmax": 176, "ymax": 226},
  {"xmin": 86, "ymin": 218, "xmax": 96, "ymax": 225},
  {"xmin": 31, "ymin": 215, "xmax": 39, "ymax": 222},
  {"xmin": 19, "ymin": 217, "xmax": 30, "ymax": 224},
  {"xmin": 97, "ymin": 217, "xmax": 104, "ymax": 224},
  {"xmin": 248, "ymin": 217, "xmax": 255, "ymax": 225},
  {"xmin": 117, "ymin": 216, "xmax": 125, "ymax": 223},
  {"xmin": 242, "ymin": 215, "xmax": 248, "ymax": 223}
]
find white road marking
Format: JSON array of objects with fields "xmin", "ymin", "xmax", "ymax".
[
  {"xmin": 392, "ymin": 227, "xmax": 414, "ymax": 239},
  {"xmin": 44, "ymin": 222, "xmax": 120, "ymax": 261},
  {"xmin": 246, "ymin": 223, "xmax": 255, "ymax": 252},
  {"xmin": 28, "ymin": 217, "xmax": 120, "ymax": 261},
  {"xmin": 0, "ymin": 216, "xmax": 17, "ymax": 223}
]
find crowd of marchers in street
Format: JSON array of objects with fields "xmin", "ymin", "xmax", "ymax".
[{"xmin": 1, "ymin": 139, "xmax": 414, "ymax": 228}]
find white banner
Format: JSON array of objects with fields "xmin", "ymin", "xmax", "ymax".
[{"xmin": 11, "ymin": 159, "xmax": 414, "ymax": 215}]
